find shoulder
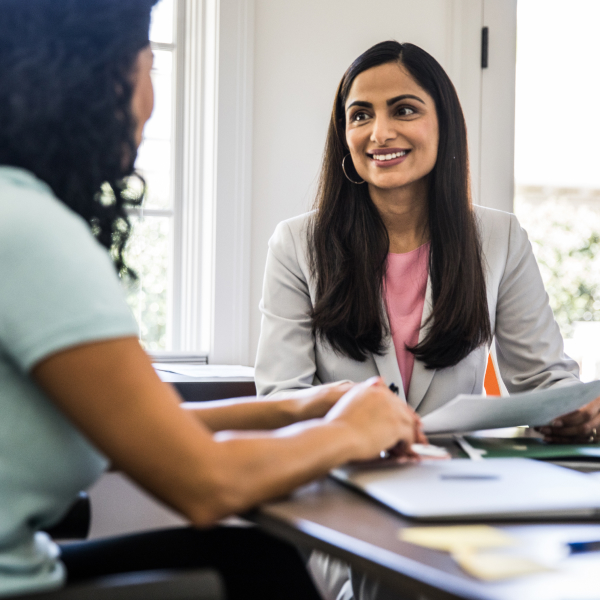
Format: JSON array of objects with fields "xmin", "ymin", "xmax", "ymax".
[
  {"xmin": 473, "ymin": 203, "xmax": 516, "ymax": 230},
  {"xmin": 269, "ymin": 211, "xmax": 314, "ymax": 248},
  {"xmin": 0, "ymin": 167, "xmax": 138, "ymax": 370},
  {"xmin": 473, "ymin": 204, "xmax": 527, "ymax": 250},
  {"xmin": 262, "ymin": 211, "xmax": 316, "ymax": 286},
  {"xmin": 0, "ymin": 167, "xmax": 100, "ymax": 259},
  {"xmin": 268, "ymin": 211, "xmax": 314, "ymax": 265}
]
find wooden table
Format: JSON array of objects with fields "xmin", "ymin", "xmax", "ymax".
[
  {"xmin": 249, "ymin": 444, "xmax": 600, "ymax": 600},
  {"xmin": 153, "ymin": 375, "xmax": 600, "ymax": 598}
]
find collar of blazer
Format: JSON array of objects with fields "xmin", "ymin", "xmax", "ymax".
[{"xmin": 373, "ymin": 275, "xmax": 435, "ymax": 411}]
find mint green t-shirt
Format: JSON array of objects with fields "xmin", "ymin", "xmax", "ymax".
[{"xmin": 0, "ymin": 167, "xmax": 139, "ymax": 596}]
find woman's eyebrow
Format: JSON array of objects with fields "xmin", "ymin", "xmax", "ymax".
[
  {"xmin": 346, "ymin": 94, "xmax": 426, "ymax": 112},
  {"xmin": 387, "ymin": 94, "xmax": 425, "ymax": 106},
  {"xmin": 346, "ymin": 100, "xmax": 372, "ymax": 111}
]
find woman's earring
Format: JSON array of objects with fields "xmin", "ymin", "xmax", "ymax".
[{"xmin": 342, "ymin": 154, "xmax": 365, "ymax": 185}]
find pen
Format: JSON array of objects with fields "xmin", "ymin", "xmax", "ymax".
[
  {"xmin": 568, "ymin": 540, "xmax": 600, "ymax": 554},
  {"xmin": 379, "ymin": 384, "xmax": 400, "ymax": 458},
  {"xmin": 386, "ymin": 382, "xmax": 450, "ymax": 460}
]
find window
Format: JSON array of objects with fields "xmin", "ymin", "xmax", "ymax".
[
  {"xmin": 514, "ymin": 0, "xmax": 600, "ymax": 380},
  {"xmin": 122, "ymin": 0, "xmax": 259, "ymax": 365},
  {"xmin": 126, "ymin": 0, "xmax": 177, "ymax": 352}
]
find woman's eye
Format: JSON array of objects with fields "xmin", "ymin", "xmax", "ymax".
[
  {"xmin": 351, "ymin": 111, "xmax": 369, "ymax": 123},
  {"xmin": 397, "ymin": 106, "xmax": 416, "ymax": 117}
]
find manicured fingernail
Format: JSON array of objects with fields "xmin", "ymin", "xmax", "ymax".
[{"xmin": 552, "ymin": 420, "xmax": 563, "ymax": 427}]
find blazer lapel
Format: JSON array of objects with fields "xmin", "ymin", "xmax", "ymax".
[
  {"xmin": 407, "ymin": 275, "xmax": 436, "ymax": 410},
  {"xmin": 372, "ymin": 338, "xmax": 406, "ymax": 402}
]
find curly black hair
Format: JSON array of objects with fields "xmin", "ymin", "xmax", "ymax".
[{"xmin": 0, "ymin": 0, "xmax": 159, "ymax": 275}]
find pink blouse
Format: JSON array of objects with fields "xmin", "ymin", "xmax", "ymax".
[{"xmin": 384, "ymin": 242, "xmax": 430, "ymax": 397}]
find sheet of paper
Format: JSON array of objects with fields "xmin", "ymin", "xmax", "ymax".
[
  {"xmin": 421, "ymin": 380, "xmax": 600, "ymax": 434},
  {"xmin": 154, "ymin": 364, "xmax": 255, "ymax": 378},
  {"xmin": 399, "ymin": 525, "xmax": 516, "ymax": 552},
  {"xmin": 452, "ymin": 550, "xmax": 551, "ymax": 581}
]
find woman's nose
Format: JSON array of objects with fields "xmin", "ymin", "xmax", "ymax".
[{"xmin": 370, "ymin": 115, "xmax": 396, "ymax": 145}]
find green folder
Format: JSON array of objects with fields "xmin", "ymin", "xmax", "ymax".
[{"xmin": 463, "ymin": 436, "xmax": 600, "ymax": 460}]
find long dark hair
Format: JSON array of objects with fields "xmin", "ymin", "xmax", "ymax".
[
  {"xmin": 308, "ymin": 41, "xmax": 492, "ymax": 369},
  {"xmin": 0, "ymin": 0, "xmax": 158, "ymax": 276}
]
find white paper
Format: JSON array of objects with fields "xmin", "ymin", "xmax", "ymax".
[
  {"xmin": 421, "ymin": 380, "xmax": 600, "ymax": 434},
  {"xmin": 153, "ymin": 364, "xmax": 255, "ymax": 378}
]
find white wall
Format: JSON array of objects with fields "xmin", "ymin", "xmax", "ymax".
[{"xmin": 247, "ymin": 0, "xmax": 515, "ymax": 363}]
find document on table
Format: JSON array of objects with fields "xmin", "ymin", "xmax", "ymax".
[
  {"xmin": 421, "ymin": 380, "xmax": 600, "ymax": 434},
  {"xmin": 153, "ymin": 364, "xmax": 255, "ymax": 378}
]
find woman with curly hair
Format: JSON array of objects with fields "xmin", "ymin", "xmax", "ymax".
[{"xmin": 0, "ymin": 2, "xmax": 421, "ymax": 597}]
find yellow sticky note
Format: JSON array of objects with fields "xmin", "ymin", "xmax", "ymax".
[
  {"xmin": 399, "ymin": 525, "xmax": 516, "ymax": 552},
  {"xmin": 452, "ymin": 550, "xmax": 551, "ymax": 581}
]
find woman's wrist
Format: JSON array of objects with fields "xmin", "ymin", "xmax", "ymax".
[{"xmin": 292, "ymin": 388, "xmax": 340, "ymax": 422}]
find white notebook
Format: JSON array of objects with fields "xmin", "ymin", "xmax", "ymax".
[{"xmin": 332, "ymin": 458, "xmax": 600, "ymax": 521}]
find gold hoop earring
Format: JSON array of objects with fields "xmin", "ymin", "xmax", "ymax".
[{"xmin": 342, "ymin": 154, "xmax": 365, "ymax": 185}]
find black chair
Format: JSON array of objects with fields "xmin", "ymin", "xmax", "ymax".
[
  {"xmin": 10, "ymin": 569, "xmax": 224, "ymax": 600},
  {"xmin": 43, "ymin": 492, "xmax": 92, "ymax": 541},
  {"xmin": 3, "ymin": 494, "xmax": 226, "ymax": 600}
]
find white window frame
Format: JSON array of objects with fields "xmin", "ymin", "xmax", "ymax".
[{"xmin": 169, "ymin": 0, "xmax": 254, "ymax": 365}]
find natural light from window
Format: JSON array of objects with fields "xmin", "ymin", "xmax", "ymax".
[
  {"xmin": 125, "ymin": 0, "xmax": 176, "ymax": 351},
  {"xmin": 515, "ymin": 0, "xmax": 600, "ymax": 380}
]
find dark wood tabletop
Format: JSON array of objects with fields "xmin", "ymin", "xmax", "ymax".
[
  {"xmin": 154, "ymin": 372, "xmax": 600, "ymax": 598},
  {"xmin": 249, "ymin": 452, "xmax": 600, "ymax": 600}
]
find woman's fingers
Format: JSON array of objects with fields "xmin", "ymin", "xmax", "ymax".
[
  {"xmin": 552, "ymin": 409, "xmax": 590, "ymax": 427},
  {"xmin": 409, "ymin": 410, "xmax": 428, "ymax": 444},
  {"xmin": 538, "ymin": 396, "xmax": 600, "ymax": 441},
  {"xmin": 415, "ymin": 426, "xmax": 429, "ymax": 445},
  {"xmin": 540, "ymin": 413, "xmax": 600, "ymax": 442},
  {"xmin": 326, "ymin": 377, "xmax": 416, "ymax": 460}
]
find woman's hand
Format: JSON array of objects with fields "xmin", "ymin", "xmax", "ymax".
[
  {"xmin": 289, "ymin": 381, "xmax": 355, "ymax": 422},
  {"xmin": 536, "ymin": 396, "xmax": 600, "ymax": 443},
  {"xmin": 325, "ymin": 377, "xmax": 420, "ymax": 461}
]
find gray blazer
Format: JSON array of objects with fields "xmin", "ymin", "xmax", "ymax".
[{"xmin": 255, "ymin": 205, "xmax": 579, "ymax": 414}]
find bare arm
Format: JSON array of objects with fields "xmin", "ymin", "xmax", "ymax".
[
  {"xmin": 33, "ymin": 337, "xmax": 416, "ymax": 527},
  {"xmin": 183, "ymin": 383, "xmax": 352, "ymax": 431}
]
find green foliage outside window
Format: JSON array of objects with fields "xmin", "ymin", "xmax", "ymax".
[
  {"xmin": 123, "ymin": 215, "xmax": 170, "ymax": 350},
  {"xmin": 516, "ymin": 193, "xmax": 600, "ymax": 339}
]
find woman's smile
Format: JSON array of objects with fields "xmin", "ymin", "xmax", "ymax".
[{"xmin": 367, "ymin": 148, "xmax": 410, "ymax": 167}]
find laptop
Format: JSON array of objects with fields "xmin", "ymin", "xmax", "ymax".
[{"xmin": 331, "ymin": 458, "xmax": 600, "ymax": 521}]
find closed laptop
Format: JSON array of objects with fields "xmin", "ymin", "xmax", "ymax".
[{"xmin": 331, "ymin": 458, "xmax": 600, "ymax": 521}]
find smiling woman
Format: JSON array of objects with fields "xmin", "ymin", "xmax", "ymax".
[
  {"xmin": 307, "ymin": 41, "xmax": 491, "ymax": 371},
  {"xmin": 254, "ymin": 40, "xmax": 588, "ymax": 599}
]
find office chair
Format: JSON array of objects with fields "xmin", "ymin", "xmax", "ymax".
[
  {"xmin": 10, "ymin": 569, "xmax": 224, "ymax": 600},
  {"xmin": 3, "ymin": 494, "xmax": 226, "ymax": 600}
]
